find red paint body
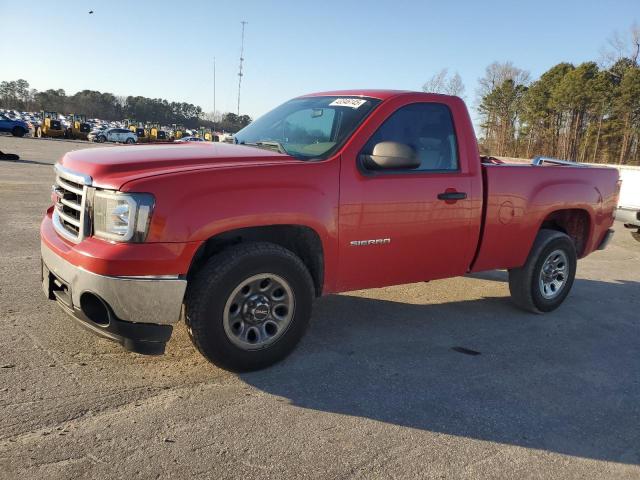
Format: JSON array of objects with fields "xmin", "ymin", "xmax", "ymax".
[{"xmin": 41, "ymin": 91, "xmax": 619, "ymax": 295}]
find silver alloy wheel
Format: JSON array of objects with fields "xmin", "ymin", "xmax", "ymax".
[
  {"xmin": 222, "ymin": 273, "xmax": 295, "ymax": 350},
  {"xmin": 538, "ymin": 249, "xmax": 569, "ymax": 299}
]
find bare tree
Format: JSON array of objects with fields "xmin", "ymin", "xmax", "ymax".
[
  {"xmin": 204, "ymin": 110, "xmax": 223, "ymax": 124},
  {"xmin": 422, "ymin": 69, "xmax": 466, "ymax": 97},
  {"xmin": 631, "ymin": 22, "xmax": 639, "ymax": 65},
  {"xmin": 600, "ymin": 22, "xmax": 640, "ymax": 67},
  {"xmin": 422, "ymin": 69, "xmax": 449, "ymax": 93},
  {"xmin": 477, "ymin": 61, "xmax": 530, "ymax": 100},
  {"xmin": 115, "ymin": 95, "xmax": 128, "ymax": 109},
  {"xmin": 476, "ymin": 62, "xmax": 530, "ymax": 156},
  {"xmin": 447, "ymin": 73, "xmax": 466, "ymax": 97}
]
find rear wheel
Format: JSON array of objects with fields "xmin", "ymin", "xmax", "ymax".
[
  {"xmin": 35, "ymin": 126, "xmax": 42, "ymax": 138},
  {"xmin": 11, "ymin": 126, "xmax": 25, "ymax": 137},
  {"xmin": 185, "ymin": 242, "xmax": 314, "ymax": 372},
  {"xmin": 508, "ymin": 229, "xmax": 577, "ymax": 313}
]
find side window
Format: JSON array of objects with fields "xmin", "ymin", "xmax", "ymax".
[{"xmin": 362, "ymin": 103, "xmax": 459, "ymax": 172}]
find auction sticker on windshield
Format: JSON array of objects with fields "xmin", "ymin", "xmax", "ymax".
[{"xmin": 329, "ymin": 98, "xmax": 368, "ymax": 109}]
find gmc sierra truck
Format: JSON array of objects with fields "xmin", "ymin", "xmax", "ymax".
[{"xmin": 41, "ymin": 90, "xmax": 620, "ymax": 371}]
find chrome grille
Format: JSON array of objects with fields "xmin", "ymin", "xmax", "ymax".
[{"xmin": 52, "ymin": 164, "xmax": 92, "ymax": 243}]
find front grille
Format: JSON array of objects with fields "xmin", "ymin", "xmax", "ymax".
[{"xmin": 52, "ymin": 165, "xmax": 92, "ymax": 243}]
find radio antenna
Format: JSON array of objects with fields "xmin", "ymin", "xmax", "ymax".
[
  {"xmin": 237, "ymin": 21, "xmax": 248, "ymax": 116},
  {"xmin": 213, "ymin": 57, "xmax": 216, "ymax": 130}
]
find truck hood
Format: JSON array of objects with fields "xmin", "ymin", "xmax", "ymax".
[{"xmin": 59, "ymin": 143, "xmax": 294, "ymax": 189}]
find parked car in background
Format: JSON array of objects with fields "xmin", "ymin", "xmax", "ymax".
[
  {"xmin": 90, "ymin": 128, "xmax": 137, "ymax": 144},
  {"xmin": 175, "ymin": 136, "xmax": 205, "ymax": 143},
  {"xmin": 617, "ymin": 165, "xmax": 640, "ymax": 241},
  {"xmin": 0, "ymin": 112, "xmax": 31, "ymax": 137}
]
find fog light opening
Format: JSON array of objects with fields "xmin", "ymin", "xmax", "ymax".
[{"xmin": 80, "ymin": 292, "xmax": 110, "ymax": 325}]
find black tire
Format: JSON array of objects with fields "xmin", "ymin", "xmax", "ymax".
[
  {"xmin": 185, "ymin": 242, "xmax": 315, "ymax": 372},
  {"xmin": 508, "ymin": 229, "xmax": 577, "ymax": 313},
  {"xmin": 126, "ymin": 137, "xmax": 135, "ymax": 144},
  {"xmin": 97, "ymin": 135, "xmax": 106, "ymax": 143},
  {"xmin": 12, "ymin": 126, "xmax": 25, "ymax": 137}
]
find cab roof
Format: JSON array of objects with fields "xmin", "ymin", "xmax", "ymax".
[
  {"xmin": 298, "ymin": 89, "xmax": 453, "ymax": 101},
  {"xmin": 299, "ymin": 89, "xmax": 411, "ymax": 100}
]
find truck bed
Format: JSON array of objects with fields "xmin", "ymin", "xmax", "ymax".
[{"xmin": 471, "ymin": 158, "xmax": 619, "ymax": 272}]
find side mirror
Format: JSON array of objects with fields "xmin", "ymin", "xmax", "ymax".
[{"xmin": 361, "ymin": 142, "xmax": 419, "ymax": 170}]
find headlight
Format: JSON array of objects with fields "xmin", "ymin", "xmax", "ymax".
[{"xmin": 92, "ymin": 190, "xmax": 154, "ymax": 242}]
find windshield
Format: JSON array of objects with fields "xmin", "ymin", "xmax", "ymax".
[{"xmin": 233, "ymin": 96, "xmax": 381, "ymax": 160}]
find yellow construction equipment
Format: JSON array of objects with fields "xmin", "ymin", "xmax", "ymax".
[
  {"xmin": 171, "ymin": 124, "xmax": 185, "ymax": 140},
  {"xmin": 66, "ymin": 114, "xmax": 91, "ymax": 140},
  {"xmin": 124, "ymin": 119, "xmax": 137, "ymax": 133},
  {"xmin": 134, "ymin": 125, "xmax": 150, "ymax": 143},
  {"xmin": 149, "ymin": 123, "xmax": 169, "ymax": 142},
  {"xmin": 35, "ymin": 111, "xmax": 65, "ymax": 138},
  {"xmin": 198, "ymin": 127, "xmax": 214, "ymax": 141}
]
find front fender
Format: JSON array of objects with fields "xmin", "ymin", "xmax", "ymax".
[{"xmin": 121, "ymin": 159, "xmax": 341, "ymax": 289}]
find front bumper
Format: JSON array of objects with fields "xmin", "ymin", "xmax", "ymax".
[{"xmin": 41, "ymin": 242, "xmax": 187, "ymax": 354}]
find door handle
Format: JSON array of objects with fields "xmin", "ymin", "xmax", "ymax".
[{"xmin": 437, "ymin": 191, "xmax": 467, "ymax": 201}]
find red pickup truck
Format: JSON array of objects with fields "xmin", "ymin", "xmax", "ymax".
[{"xmin": 41, "ymin": 90, "xmax": 620, "ymax": 371}]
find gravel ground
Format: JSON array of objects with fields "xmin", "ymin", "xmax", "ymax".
[{"xmin": 1, "ymin": 136, "xmax": 639, "ymax": 479}]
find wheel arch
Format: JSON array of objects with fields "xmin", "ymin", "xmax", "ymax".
[
  {"xmin": 539, "ymin": 208, "xmax": 592, "ymax": 257},
  {"xmin": 187, "ymin": 224, "xmax": 325, "ymax": 296}
]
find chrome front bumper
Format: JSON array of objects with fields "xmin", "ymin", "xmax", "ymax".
[{"xmin": 41, "ymin": 242, "xmax": 187, "ymax": 326}]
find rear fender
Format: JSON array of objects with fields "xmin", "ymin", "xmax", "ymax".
[{"xmin": 472, "ymin": 173, "xmax": 603, "ymax": 272}]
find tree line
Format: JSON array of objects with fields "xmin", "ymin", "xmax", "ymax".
[
  {"xmin": 424, "ymin": 24, "xmax": 640, "ymax": 165},
  {"xmin": 0, "ymin": 80, "xmax": 252, "ymax": 132}
]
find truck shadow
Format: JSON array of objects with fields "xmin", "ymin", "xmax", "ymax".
[{"xmin": 241, "ymin": 276, "xmax": 640, "ymax": 465}]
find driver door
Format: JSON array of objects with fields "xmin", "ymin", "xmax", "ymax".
[{"xmin": 337, "ymin": 101, "xmax": 477, "ymax": 291}]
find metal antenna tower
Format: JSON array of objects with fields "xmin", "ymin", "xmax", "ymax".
[
  {"xmin": 213, "ymin": 57, "xmax": 216, "ymax": 130},
  {"xmin": 237, "ymin": 21, "xmax": 248, "ymax": 116}
]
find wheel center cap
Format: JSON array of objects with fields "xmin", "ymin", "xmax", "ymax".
[
  {"xmin": 254, "ymin": 304, "xmax": 269, "ymax": 320},
  {"xmin": 244, "ymin": 294, "xmax": 270, "ymax": 323}
]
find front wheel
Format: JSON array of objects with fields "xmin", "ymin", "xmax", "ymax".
[
  {"xmin": 508, "ymin": 229, "xmax": 577, "ymax": 313},
  {"xmin": 185, "ymin": 242, "xmax": 315, "ymax": 372},
  {"xmin": 97, "ymin": 135, "xmax": 106, "ymax": 143},
  {"xmin": 125, "ymin": 137, "xmax": 135, "ymax": 144}
]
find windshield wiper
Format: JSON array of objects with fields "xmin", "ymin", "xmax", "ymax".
[{"xmin": 243, "ymin": 140, "xmax": 289, "ymax": 155}]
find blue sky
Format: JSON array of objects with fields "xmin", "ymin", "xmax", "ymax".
[{"xmin": 0, "ymin": 1, "xmax": 637, "ymax": 119}]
